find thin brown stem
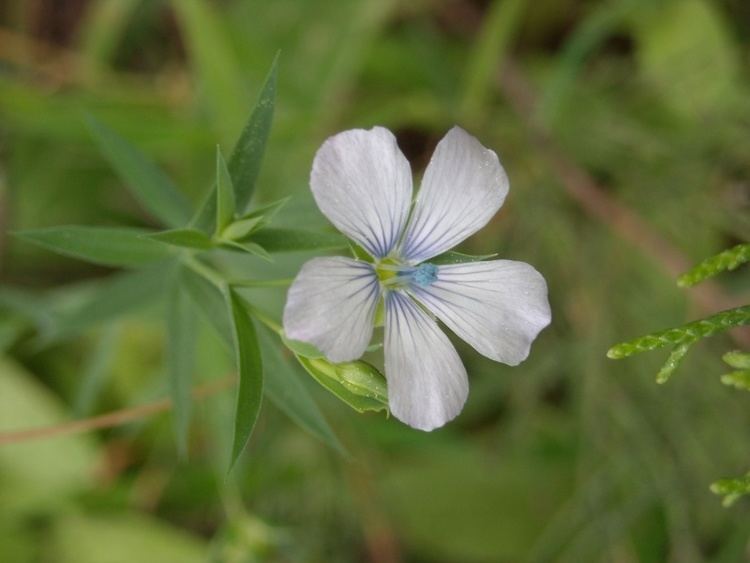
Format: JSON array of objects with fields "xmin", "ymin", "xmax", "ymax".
[{"xmin": 0, "ymin": 375, "xmax": 235, "ymax": 446}]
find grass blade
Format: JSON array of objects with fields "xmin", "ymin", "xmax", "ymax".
[{"xmin": 86, "ymin": 115, "xmax": 192, "ymax": 227}]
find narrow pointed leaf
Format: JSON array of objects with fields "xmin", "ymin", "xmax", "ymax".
[
  {"xmin": 223, "ymin": 240, "xmax": 273, "ymax": 262},
  {"xmin": 221, "ymin": 216, "xmax": 264, "ymax": 241},
  {"xmin": 226, "ymin": 290, "xmax": 263, "ymax": 469},
  {"xmin": 215, "ymin": 147, "xmax": 235, "ymax": 233},
  {"xmin": 192, "ymin": 54, "xmax": 279, "ymax": 231},
  {"xmin": 181, "ymin": 265, "xmax": 233, "ymax": 345},
  {"xmin": 44, "ymin": 263, "xmax": 174, "ymax": 342},
  {"xmin": 149, "ymin": 228, "xmax": 214, "ymax": 250},
  {"xmin": 14, "ymin": 226, "xmax": 170, "ymax": 268},
  {"xmin": 168, "ymin": 270, "xmax": 196, "ymax": 458},
  {"xmin": 86, "ymin": 115, "xmax": 192, "ymax": 227},
  {"xmin": 242, "ymin": 196, "xmax": 290, "ymax": 222},
  {"xmin": 259, "ymin": 327, "xmax": 345, "ymax": 453},
  {"xmin": 73, "ymin": 325, "xmax": 118, "ymax": 417},
  {"xmin": 182, "ymin": 273, "xmax": 343, "ymax": 453},
  {"xmin": 228, "ymin": 53, "xmax": 279, "ymax": 212},
  {"xmin": 249, "ymin": 228, "xmax": 347, "ymax": 253}
]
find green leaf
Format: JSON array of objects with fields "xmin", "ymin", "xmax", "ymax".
[
  {"xmin": 677, "ymin": 243, "xmax": 750, "ymax": 288},
  {"xmin": 431, "ymin": 251, "xmax": 498, "ymax": 265},
  {"xmin": 168, "ymin": 270, "xmax": 196, "ymax": 458},
  {"xmin": 258, "ymin": 327, "xmax": 345, "ymax": 453},
  {"xmin": 221, "ymin": 216, "xmax": 264, "ymax": 241},
  {"xmin": 655, "ymin": 342, "xmax": 693, "ymax": 384},
  {"xmin": 723, "ymin": 350, "xmax": 750, "ymax": 370},
  {"xmin": 181, "ymin": 265, "xmax": 233, "ymax": 346},
  {"xmin": 192, "ymin": 54, "xmax": 279, "ymax": 231},
  {"xmin": 148, "ymin": 229, "xmax": 214, "ymax": 250},
  {"xmin": 226, "ymin": 291, "xmax": 263, "ymax": 469},
  {"xmin": 86, "ymin": 115, "xmax": 192, "ymax": 227},
  {"xmin": 607, "ymin": 305, "xmax": 750, "ymax": 359},
  {"xmin": 43, "ymin": 264, "xmax": 175, "ymax": 343},
  {"xmin": 720, "ymin": 370, "xmax": 750, "ymax": 391},
  {"xmin": 296, "ymin": 356, "xmax": 388, "ymax": 414},
  {"xmin": 711, "ymin": 472, "xmax": 750, "ymax": 507},
  {"xmin": 221, "ymin": 240, "xmax": 273, "ymax": 262},
  {"xmin": 249, "ymin": 228, "xmax": 347, "ymax": 253},
  {"xmin": 215, "ymin": 147, "xmax": 235, "ymax": 233},
  {"xmin": 14, "ymin": 226, "xmax": 170, "ymax": 268},
  {"xmin": 227, "ymin": 53, "xmax": 279, "ymax": 213},
  {"xmin": 221, "ymin": 197, "xmax": 290, "ymax": 241},
  {"xmin": 73, "ymin": 324, "xmax": 118, "ymax": 417},
  {"xmin": 242, "ymin": 196, "xmax": 290, "ymax": 223}
]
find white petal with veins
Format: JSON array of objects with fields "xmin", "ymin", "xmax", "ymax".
[
  {"xmin": 284, "ymin": 257, "xmax": 380, "ymax": 363},
  {"xmin": 310, "ymin": 127, "xmax": 412, "ymax": 259},
  {"xmin": 385, "ymin": 291, "xmax": 468, "ymax": 431},
  {"xmin": 400, "ymin": 127, "xmax": 508, "ymax": 263},
  {"xmin": 409, "ymin": 260, "xmax": 551, "ymax": 366}
]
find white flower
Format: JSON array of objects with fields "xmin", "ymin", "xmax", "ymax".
[{"xmin": 283, "ymin": 126, "xmax": 551, "ymax": 431}]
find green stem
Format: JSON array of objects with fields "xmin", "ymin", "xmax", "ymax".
[{"xmin": 183, "ymin": 255, "xmax": 226, "ymax": 290}]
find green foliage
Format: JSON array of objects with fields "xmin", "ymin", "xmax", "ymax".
[
  {"xmin": 677, "ymin": 243, "xmax": 750, "ymax": 287},
  {"xmin": 148, "ymin": 228, "xmax": 215, "ymax": 250},
  {"xmin": 248, "ymin": 228, "xmax": 347, "ymax": 253},
  {"xmin": 607, "ymin": 306, "xmax": 750, "ymax": 361},
  {"xmin": 215, "ymin": 147, "xmax": 236, "ymax": 234},
  {"xmin": 167, "ymin": 269, "xmax": 196, "ymax": 458},
  {"xmin": 14, "ymin": 226, "xmax": 171, "ymax": 268},
  {"xmin": 85, "ymin": 115, "xmax": 193, "ymax": 227},
  {"xmin": 5, "ymin": 0, "xmax": 750, "ymax": 559},
  {"xmin": 609, "ymin": 241, "xmax": 750, "ymax": 506},
  {"xmin": 225, "ymin": 291, "xmax": 263, "ymax": 470},
  {"xmin": 711, "ymin": 473, "xmax": 750, "ymax": 507}
]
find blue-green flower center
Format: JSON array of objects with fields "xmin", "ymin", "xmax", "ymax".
[
  {"xmin": 375, "ymin": 261, "xmax": 438, "ymax": 289},
  {"xmin": 412, "ymin": 263, "xmax": 438, "ymax": 287}
]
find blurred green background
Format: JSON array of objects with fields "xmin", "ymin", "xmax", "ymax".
[{"xmin": 2, "ymin": 0, "xmax": 750, "ymax": 561}]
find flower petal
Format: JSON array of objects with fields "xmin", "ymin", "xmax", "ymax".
[
  {"xmin": 385, "ymin": 291, "xmax": 468, "ymax": 431},
  {"xmin": 310, "ymin": 127, "xmax": 412, "ymax": 258},
  {"xmin": 400, "ymin": 127, "xmax": 508, "ymax": 263},
  {"xmin": 409, "ymin": 260, "xmax": 550, "ymax": 366},
  {"xmin": 283, "ymin": 257, "xmax": 379, "ymax": 363}
]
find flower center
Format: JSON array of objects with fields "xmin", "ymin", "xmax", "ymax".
[{"xmin": 375, "ymin": 260, "xmax": 438, "ymax": 289}]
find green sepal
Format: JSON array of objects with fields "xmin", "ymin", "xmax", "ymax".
[{"xmin": 221, "ymin": 216, "xmax": 264, "ymax": 241}]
